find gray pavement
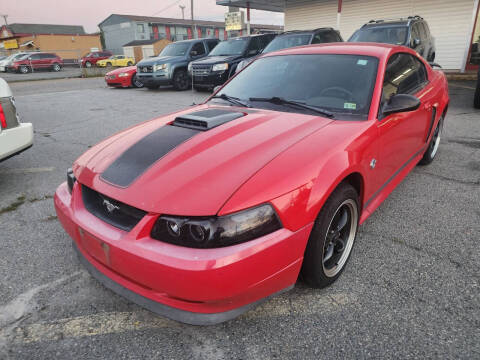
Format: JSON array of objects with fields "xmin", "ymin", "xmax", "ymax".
[
  {"xmin": 0, "ymin": 67, "xmax": 105, "ymax": 83},
  {"xmin": 0, "ymin": 78, "xmax": 479, "ymax": 359}
]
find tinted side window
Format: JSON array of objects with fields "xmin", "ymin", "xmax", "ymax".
[
  {"xmin": 191, "ymin": 42, "xmax": 206, "ymax": 56},
  {"xmin": 30, "ymin": 54, "xmax": 41, "ymax": 60},
  {"xmin": 206, "ymin": 40, "xmax": 218, "ymax": 52},
  {"xmin": 259, "ymin": 35, "xmax": 273, "ymax": 49},
  {"xmin": 382, "ymin": 53, "xmax": 428, "ymax": 101},
  {"xmin": 247, "ymin": 37, "xmax": 263, "ymax": 54},
  {"xmin": 411, "ymin": 23, "xmax": 421, "ymax": 45}
]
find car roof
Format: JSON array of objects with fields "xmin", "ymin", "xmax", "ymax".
[
  {"xmin": 174, "ymin": 38, "xmax": 218, "ymax": 44},
  {"xmin": 263, "ymin": 42, "xmax": 408, "ymax": 59},
  {"xmin": 280, "ymin": 27, "xmax": 335, "ymax": 35}
]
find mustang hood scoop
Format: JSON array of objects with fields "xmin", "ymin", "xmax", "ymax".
[{"xmin": 173, "ymin": 108, "xmax": 245, "ymax": 131}]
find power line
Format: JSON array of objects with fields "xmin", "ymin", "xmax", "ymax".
[{"xmin": 152, "ymin": 0, "xmax": 182, "ymax": 17}]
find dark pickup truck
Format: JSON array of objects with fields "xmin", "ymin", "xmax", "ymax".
[
  {"xmin": 136, "ymin": 38, "xmax": 219, "ymax": 90},
  {"xmin": 189, "ymin": 34, "xmax": 276, "ymax": 91}
]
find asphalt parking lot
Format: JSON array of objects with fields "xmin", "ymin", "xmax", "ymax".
[
  {"xmin": 0, "ymin": 67, "xmax": 85, "ymax": 83},
  {"xmin": 0, "ymin": 77, "xmax": 479, "ymax": 359}
]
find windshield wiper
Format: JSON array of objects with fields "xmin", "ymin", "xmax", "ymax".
[
  {"xmin": 249, "ymin": 97, "xmax": 334, "ymax": 118},
  {"xmin": 212, "ymin": 93, "xmax": 251, "ymax": 108}
]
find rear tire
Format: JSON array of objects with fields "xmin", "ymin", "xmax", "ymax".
[
  {"xmin": 131, "ymin": 74, "xmax": 144, "ymax": 88},
  {"xmin": 172, "ymin": 69, "xmax": 190, "ymax": 91},
  {"xmin": 474, "ymin": 75, "xmax": 480, "ymax": 109},
  {"xmin": 419, "ymin": 115, "xmax": 443, "ymax": 165},
  {"xmin": 19, "ymin": 65, "xmax": 30, "ymax": 74},
  {"xmin": 301, "ymin": 183, "xmax": 359, "ymax": 288}
]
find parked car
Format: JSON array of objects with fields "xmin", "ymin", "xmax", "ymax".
[
  {"xmin": 349, "ymin": 16, "xmax": 436, "ymax": 62},
  {"xmin": 80, "ymin": 50, "xmax": 113, "ymax": 68},
  {"xmin": 104, "ymin": 66, "xmax": 143, "ymax": 88},
  {"xmin": 0, "ymin": 53, "xmax": 35, "ymax": 72},
  {"xmin": 189, "ymin": 34, "xmax": 276, "ymax": 91},
  {"xmin": 54, "ymin": 43, "xmax": 448, "ymax": 325},
  {"xmin": 0, "ymin": 78, "xmax": 33, "ymax": 162},
  {"xmin": 236, "ymin": 28, "xmax": 343, "ymax": 73},
  {"xmin": 474, "ymin": 67, "xmax": 480, "ymax": 109},
  {"xmin": 8, "ymin": 53, "xmax": 63, "ymax": 73},
  {"xmin": 136, "ymin": 38, "xmax": 220, "ymax": 91},
  {"xmin": 96, "ymin": 55, "xmax": 135, "ymax": 68}
]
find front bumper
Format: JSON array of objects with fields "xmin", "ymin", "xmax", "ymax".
[
  {"xmin": 0, "ymin": 123, "xmax": 34, "ymax": 161},
  {"xmin": 54, "ymin": 182, "xmax": 311, "ymax": 324},
  {"xmin": 136, "ymin": 72, "xmax": 172, "ymax": 87},
  {"xmin": 192, "ymin": 71, "xmax": 229, "ymax": 88},
  {"xmin": 105, "ymin": 74, "xmax": 132, "ymax": 88}
]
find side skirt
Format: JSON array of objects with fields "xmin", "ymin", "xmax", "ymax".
[{"xmin": 359, "ymin": 147, "xmax": 425, "ymax": 225}]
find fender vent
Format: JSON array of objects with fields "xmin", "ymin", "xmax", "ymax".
[{"xmin": 173, "ymin": 109, "xmax": 245, "ymax": 131}]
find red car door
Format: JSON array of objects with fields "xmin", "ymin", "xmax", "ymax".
[
  {"xmin": 374, "ymin": 53, "xmax": 432, "ymax": 191},
  {"xmin": 28, "ymin": 54, "xmax": 43, "ymax": 69}
]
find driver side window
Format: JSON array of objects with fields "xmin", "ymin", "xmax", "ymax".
[{"xmin": 382, "ymin": 53, "xmax": 427, "ymax": 103}]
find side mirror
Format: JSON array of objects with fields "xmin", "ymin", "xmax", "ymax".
[
  {"xmin": 382, "ymin": 94, "xmax": 421, "ymax": 116},
  {"xmin": 413, "ymin": 38, "xmax": 421, "ymax": 46},
  {"xmin": 190, "ymin": 50, "xmax": 198, "ymax": 57},
  {"xmin": 429, "ymin": 62, "xmax": 442, "ymax": 69}
]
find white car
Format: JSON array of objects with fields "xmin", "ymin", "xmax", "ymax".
[
  {"xmin": 0, "ymin": 53, "xmax": 31, "ymax": 72},
  {"xmin": 0, "ymin": 78, "xmax": 33, "ymax": 162}
]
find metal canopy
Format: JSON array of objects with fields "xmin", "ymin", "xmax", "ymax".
[{"xmin": 216, "ymin": 0, "xmax": 285, "ymax": 12}]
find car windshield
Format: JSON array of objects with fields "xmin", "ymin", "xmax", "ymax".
[
  {"xmin": 159, "ymin": 43, "xmax": 191, "ymax": 56},
  {"xmin": 263, "ymin": 34, "xmax": 312, "ymax": 53},
  {"xmin": 208, "ymin": 38, "xmax": 248, "ymax": 56},
  {"xmin": 349, "ymin": 26, "xmax": 408, "ymax": 45},
  {"xmin": 213, "ymin": 54, "xmax": 379, "ymax": 118}
]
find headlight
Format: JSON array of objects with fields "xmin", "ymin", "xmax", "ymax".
[
  {"xmin": 212, "ymin": 63, "xmax": 229, "ymax": 72},
  {"xmin": 151, "ymin": 204, "xmax": 282, "ymax": 248},
  {"xmin": 118, "ymin": 72, "xmax": 129, "ymax": 77},
  {"xmin": 187, "ymin": 62, "xmax": 193, "ymax": 73},
  {"xmin": 67, "ymin": 168, "xmax": 76, "ymax": 194},
  {"xmin": 153, "ymin": 63, "xmax": 167, "ymax": 72}
]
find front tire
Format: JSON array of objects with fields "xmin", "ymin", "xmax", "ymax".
[
  {"xmin": 52, "ymin": 63, "xmax": 61, "ymax": 72},
  {"xmin": 131, "ymin": 74, "xmax": 144, "ymax": 88},
  {"xmin": 419, "ymin": 116, "xmax": 443, "ymax": 165},
  {"xmin": 301, "ymin": 183, "xmax": 359, "ymax": 288},
  {"xmin": 172, "ymin": 69, "xmax": 190, "ymax": 91}
]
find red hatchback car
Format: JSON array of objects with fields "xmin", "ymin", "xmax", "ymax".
[
  {"xmin": 55, "ymin": 43, "xmax": 449, "ymax": 325},
  {"xmin": 80, "ymin": 51, "xmax": 113, "ymax": 68},
  {"xmin": 105, "ymin": 66, "xmax": 143, "ymax": 88},
  {"xmin": 9, "ymin": 52, "xmax": 63, "ymax": 73}
]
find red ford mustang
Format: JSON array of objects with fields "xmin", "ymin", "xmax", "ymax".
[
  {"xmin": 55, "ymin": 43, "xmax": 449, "ymax": 325},
  {"xmin": 104, "ymin": 66, "xmax": 143, "ymax": 88}
]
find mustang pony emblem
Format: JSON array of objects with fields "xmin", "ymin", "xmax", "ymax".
[{"xmin": 102, "ymin": 199, "xmax": 120, "ymax": 213}]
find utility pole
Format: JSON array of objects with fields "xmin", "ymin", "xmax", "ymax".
[
  {"xmin": 190, "ymin": 0, "xmax": 197, "ymax": 38},
  {"xmin": 179, "ymin": 5, "xmax": 186, "ymax": 20},
  {"xmin": 0, "ymin": 14, "xmax": 8, "ymax": 26}
]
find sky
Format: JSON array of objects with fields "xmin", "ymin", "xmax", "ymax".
[{"xmin": 1, "ymin": 0, "xmax": 284, "ymax": 33}]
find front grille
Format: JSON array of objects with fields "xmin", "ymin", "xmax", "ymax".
[
  {"xmin": 192, "ymin": 64, "xmax": 212, "ymax": 76},
  {"xmin": 81, "ymin": 185, "xmax": 147, "ymax": 232},
  {"xmin": 138, "ymin": 65, "xmax": 153, "ymax": 73}
]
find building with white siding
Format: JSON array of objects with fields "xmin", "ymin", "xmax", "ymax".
[{"xmin": 217, "ymin": 0, "xmax": 480, "ymax": 72}]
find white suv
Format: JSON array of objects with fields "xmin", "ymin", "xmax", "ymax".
[{"xmin": 0, "ymin": 78, "xmax": 33, "ymax": 162}]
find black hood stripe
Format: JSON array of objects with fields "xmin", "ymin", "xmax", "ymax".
[{"xmin": 101, "ymin": 125, "xmax": 199, "ymax": 188}]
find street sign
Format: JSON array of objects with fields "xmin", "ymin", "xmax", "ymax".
[
  {"xmin": 225, "ymin": 11, "xmax": 244, "ymax": 31},
  {"xmin": 3, "ymin": 39, "xmax": 18, "ymax": 49}
]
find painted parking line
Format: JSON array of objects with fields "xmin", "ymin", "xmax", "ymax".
[
  {"xmin": 3, "ymin": 292, "xmax": 353, "ymax": 345},
  {"xmin": 449, "ymin": 84, "xmax": 476, "ymax": 90},
  {"xmin": 0, "ymin": 167, "xmax": 55, "ymax": 174}
]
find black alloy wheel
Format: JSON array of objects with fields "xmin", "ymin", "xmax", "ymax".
[{"xmin": 173, "ymin": 69, "xmax": 190, "ymax": 91}]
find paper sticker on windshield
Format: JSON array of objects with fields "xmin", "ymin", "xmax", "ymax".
[
  {"xmin": 357, "ymin": 59, "xmax": 368, "ymax": 66},
  {"xmin": 344, "ymin": 102, "xmax": 357, "ymax": 110}
]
